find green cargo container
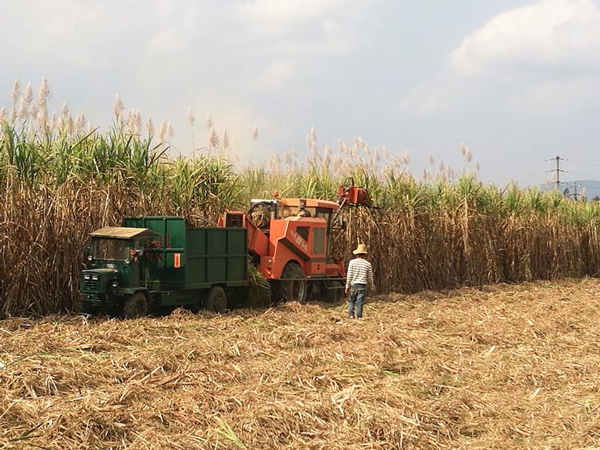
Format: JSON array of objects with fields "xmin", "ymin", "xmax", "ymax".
[
  {"xmin": 123, "ymin": 216, "xmax": 248, "ymax": 289},
  {"xmin": 80, "ymin": 216, "xmax": 249, "ymax": 318}
]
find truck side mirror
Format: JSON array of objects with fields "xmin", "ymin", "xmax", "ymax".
[{"xmin": 83, "ymin": 239, "xmax": 92, "ymax": 267}]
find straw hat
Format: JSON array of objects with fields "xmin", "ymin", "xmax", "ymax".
[{"xmin": 353, "ymin": 243, "xmax": 368, "ymax": 255}]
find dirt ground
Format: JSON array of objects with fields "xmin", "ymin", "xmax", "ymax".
[{"xmin": 2, "ymin": 279, "xmax": 600, "ymax": 449}]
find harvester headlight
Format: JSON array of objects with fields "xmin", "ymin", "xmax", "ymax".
[
  {"xmin": 91, "ymin": 274, "xmax": 99, "ymax": 281},
  {"xmin": 87, "ymin": 255, "xmax": 93, "ymax": 261},
  {"xmin": 111, "ymin": 281, "xmax": 119, "ymax": 289},
  {"xmin": 84, "ymin": 274, "xmax": 91, "ymax": 280}
]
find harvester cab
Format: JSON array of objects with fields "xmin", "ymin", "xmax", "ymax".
[{"xmin": 221, "ymin": 182, "xmax": 374, "ymax": 303}]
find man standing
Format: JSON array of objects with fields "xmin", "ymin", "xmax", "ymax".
[{"xmin": 345, "ymin": 243, "xmax": 374, "ymax": 319}]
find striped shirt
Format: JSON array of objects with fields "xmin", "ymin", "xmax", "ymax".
[{"xmin": 346, "ymin": 258, "xmax": 374, "ymax": 288}]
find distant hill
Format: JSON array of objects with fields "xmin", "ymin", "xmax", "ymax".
[{"xmin": 541, "ymin": 180, "xmax": 600, "ymax": 200}]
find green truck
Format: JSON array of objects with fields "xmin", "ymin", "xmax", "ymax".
[{"xmin": 80, "ymin": 216, "xmax": 248, "ymax": 317}]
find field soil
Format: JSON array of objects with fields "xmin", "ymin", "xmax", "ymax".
[{"xmin": 2, "ymin": 279, "xmax": 600, "ymax": 449}]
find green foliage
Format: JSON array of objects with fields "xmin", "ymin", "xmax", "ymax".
[
  {"xmin": 1, "ymin": 120, "xmax": 597, "ymax": 226},
  {"xmin": 2, "ymin": 120, "xmax": 600, "ymax": 316},
  {"xmin": 246, "ymin": 263, "xmax": 272, "ymax": 308}
]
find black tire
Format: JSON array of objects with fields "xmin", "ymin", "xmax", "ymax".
[
  {"xmin": 80, "ymin": 303, "xmax": 96, "ymax": 316},
  {"xmin": 123, "ymin": 292, "xmax": 149, "ymax": 319},
  {"xmin": 204, "ymin": 286, "xmax": 227, "ymax": 313},
  {"xmin": 280, "ymin": 263, "xmax": 307, "ymax": 302}
]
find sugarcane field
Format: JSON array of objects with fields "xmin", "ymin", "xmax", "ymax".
[
  {"xmin": 3, "ymin": 280, "xmax": 600, "ymax": 449},
  {"xmin": 4, "ymin": 1, "xmax": 600, "ymax": 449}
]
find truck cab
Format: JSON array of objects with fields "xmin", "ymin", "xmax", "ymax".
[{"xmin": 81, "ymin": 227, "xmax": 161, "ymax": 315}]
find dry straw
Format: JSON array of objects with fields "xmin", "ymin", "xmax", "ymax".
[{"xmin": 1, "ymin": 279, "xmax": 599, "ymax": 448}]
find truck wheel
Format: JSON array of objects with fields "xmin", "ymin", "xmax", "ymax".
[
  {"xmin": 123, "ymin": 292, "xmax": 148, "ymax": 319},
  {"xmin": 204, "ymin": 287, "xmax": 227, "ymax": 314},
  {"xmin": 280, "ymin": 263, "xmax": 307, "ymax": 303}
]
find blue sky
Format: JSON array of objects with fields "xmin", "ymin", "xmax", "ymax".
[{"xmin": 1, "ymin": 0, "xmax": 600, "ymax": 186}]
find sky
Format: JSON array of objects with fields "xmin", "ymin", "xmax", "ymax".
[{"xmin": 1, "ymin": 0, "xmax": 600, "ymax": 187}]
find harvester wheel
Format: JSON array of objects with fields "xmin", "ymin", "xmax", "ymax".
[
  {"xmin": 204, "ymin": 287, "xmax": 227, "ymax": 314},
  {"xmin": 280, "ymin": 263, "xmax": 307, "ymax": 303},
  {"xmin": 324, "ymin": 280, "xmax": 344, "ymax": 303},
  {"xmin": 123, "ymin": 292, "xmax": 148, "ymax": 319}
]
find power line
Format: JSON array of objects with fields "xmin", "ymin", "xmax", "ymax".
[
  {"xmin": 565, "ymin": 159, "xmax": 600, "ymax": 169},
  {"xmin": 509, "ymin": 170, "xmax": 552, "ymax": 179},
  {"xmin": 564, "ymin": 170, "xmax": 600, "ymax": 180}
]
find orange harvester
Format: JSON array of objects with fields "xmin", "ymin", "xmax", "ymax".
[{"xmin": 219, "ymin": 184, "xmax": 372, "ymax": 302}]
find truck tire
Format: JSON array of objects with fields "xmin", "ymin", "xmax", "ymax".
[
  {"xmin": 280, "ymin": 263, "xmax": 307, "ymax": 303},
  {"xmin": 80, "ymin": 302, "xmax": 95, "ymax": 316},
  {"xmin": 204, "ymin": 287, "xmax": 227, "ymax": 314},
  {"xmin": 123, "ymin": 292, "xmax": 148, "ymax": 319}
]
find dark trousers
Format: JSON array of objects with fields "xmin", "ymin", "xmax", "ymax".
[{"xmin": 348, "ymin": 284, "xmax": 367, "ymax": 318}]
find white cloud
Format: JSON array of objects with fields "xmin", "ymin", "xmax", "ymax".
[
  {"xmin": 1, "ymin": 0, "xmax": 383, "ymax": 162},
  {"xmin": 0, "ymin": 1, "xmax": 108, "ymax": 66},
  {"xmin": 239, "ymin": 0, "xmax": 350, "ymax": 35},
  {"xmin": 237, "ymin": 0, "xmax": 374, "ymax": 55},
  {"xmin": 400, "ymin": 0, "xmax": 600, "ymax": 117},
  {"xmin": 449, "ymin": 0, "xmax": 600, "ymax": 75},
  {"xmin": 397, "ymin": 80, "xmax": 453, "ymax": 117},
  {"xmin": 253, "ymin": 60, "xmax": 295, "ymax": 90},
  {"xmin": 148, "ymin": 29, "xmax": 185, "ymax": 54},
  {"xmin": 504, "ymin": 76, "xmax": 600, "ymax": 114}
]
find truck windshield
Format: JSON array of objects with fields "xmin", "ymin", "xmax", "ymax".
[{"xmin": 92, "ymin": 238, "xmax": 130, "ymax": 261}]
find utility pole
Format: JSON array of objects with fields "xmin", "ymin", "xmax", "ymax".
[
  {"xmin": 564, "ymin": 182, "xmax": 582, "ymax": 201},
  {"xmin": 548, "ymin": 156, "xmax": 565, "ymax": 191}
]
